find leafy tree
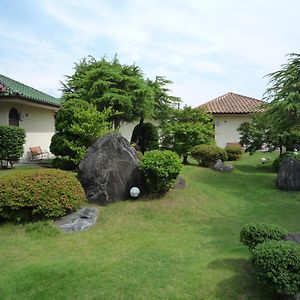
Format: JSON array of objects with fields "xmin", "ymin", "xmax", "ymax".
[
  {"xmin": 238, "ymin": 114, "xmax": 287, "ymax": 155},
  {"xmin": 50, "ymin": 99, "xmax": 112, "ymax": 168},
  {"xmin": 61, "ymin": 56, "xmax": 180, "ymax": 128},
  {"xmin": 264, "ymin": 53, "xmax": 300, "ymax": 131},
  {"xmin": 160, "ymin": 106, "xmax": 214, "ymax": 164}
]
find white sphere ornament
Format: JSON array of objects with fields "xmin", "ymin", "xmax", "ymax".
[
  {"xmin": 261, "ymin": 157, "xmax": 266, "ymax": 164},
  {"xmin": 130, "ymin": 187, "xmax": 140, "ymax": 198}
]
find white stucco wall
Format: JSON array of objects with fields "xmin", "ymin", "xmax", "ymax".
[
  {"xmin": 0, "ymin": 99, "xmax": 57, "ymax": 162},
  {"xmin": 119, "ymin": 119, "xmax": 160, "ymax": 142},
  {"xmin": 214, "ymin": 114, "xmax": 252, "ymax": 148}
]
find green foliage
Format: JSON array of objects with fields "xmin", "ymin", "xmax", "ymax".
[
  {"xmin": 135, "ymin": 150, "xmax": 144, "ymax": 161},
  {"xmin": 161, "ymin": 107, "xmax": 214, "ymax": 163},
  {"xmin": 264, "ymin": 53, "xmax": 300, "ymax": 132},
  {"xmin": 50, "ymin": 98, "xmax": 112, "ymax": 169},
  {"xmin": 131, "ymin": 121, "xmax": 159, "ymax": 153},
  {"xmin": 272, "ymin": 152, "xmax": 300, "ymax": 172},
  {"xmin": 51, "ymin": 157, "xmax": 77, "ymax": 171},
  {"xmin": 0, "ymin": 125, "xmax": 26, "ymax": 168},
  {"xmin": 252, "ymin": 241, "xmax": 300, "ymax": 296},
  {"xmin": 190, "ymin": 144, "xmax": 227, "ymax": 167},
  {"xmin": 238, "ymin": 114, "xmax": 287, "ymax": 155},
  {"xmin": 61, "ymin": 56, "xmax": 180, "ymax": 127},
  {"xmin": 240, "ymin": 223, "xmax": 287, "ymax": 249},
  {"xmin": 139, "ymin": 150, "xmax": 182, "ymax": 194},
  {"xmin": 225, "ymin": 145, "xmax": 243, "ymax": 161},
  {"xmin": 0, "ymin": 169, "xmax": 85, "ymax": 222}
]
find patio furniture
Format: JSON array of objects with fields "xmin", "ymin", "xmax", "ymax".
[{"xmin": 29, "ymin": 146, "xmax": 50, "ymax": 161}]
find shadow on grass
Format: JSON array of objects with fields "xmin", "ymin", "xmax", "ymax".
[{"xmin": 208, "ymin": 258, "xmax": 278, "ymax": 300}]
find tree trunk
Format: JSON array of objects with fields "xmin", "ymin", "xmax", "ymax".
[{"xmin": 182, "ymin": 155, "xmax": 188, "ymax": 165}]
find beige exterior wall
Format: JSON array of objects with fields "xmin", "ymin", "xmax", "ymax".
[
  {"xmin": 119, "ymin": 119, "xmax": 160, "ymax": 142},
  {"xmin": 0, "ymin": 99, "xmax": 57, "ymax": 162},
  {"xmin": 214, "ymin": 114, "xmax": 252, "ymax": 148}
]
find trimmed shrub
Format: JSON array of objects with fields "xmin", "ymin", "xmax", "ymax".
[
  {"xmin": 252, "ymin": 240, "xmax": 300, "ymax": 296},
  {"xmin": 190, "ymin": 144, "xmax": 227, "ymax": 167},
  {"xmin": 225, "ymin": 145, "xmax": 243, "ymax": 161},
  {"xmin": 273, "ymin": 152, "xmax": 300, "ymax": 172},
  {"xmin": 0, "ymin": 125, "xmax": 26, "ymax": 168},
  {"xmin": 139, "ymin": 150, "xmax": 182, "ymax": 194},
  {"xmin": 52, "ymin": 157, "xmax": 76, "ymax": 171},
  {"xmin": 240, "ymin": 223, "xmax": 287, "ymax": 249},
  {"xmin": 0, "ymin": 169, "xmax": 85, "ymax": 222}
]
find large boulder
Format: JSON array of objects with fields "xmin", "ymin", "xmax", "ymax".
[
  {"xmin": 277, "ymin": 158, "xmax": 300, "ymax": 191},
  {"xmin": 78, "ymin": 133, "xmax": 144, "ymax": 205}
]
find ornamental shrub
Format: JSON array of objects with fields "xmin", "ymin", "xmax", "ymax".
[
  {"xmin": 190, "ymin": 144, "xmax": 227, "ymax": 167},
  {"xmin": 240, "ymin": 223, "xmax": 287, "ymax": 249},
  {"xmin": 273, "ymin": 152, "xmax": 300, "ymax": 172},
  {"xmin": 0, "ymin": 125, "xmax": 26, "ymax": 168},
  {"xmin": 0, "ymin": 169, "xmax": 85, "ymax": 222},
  {"xmin": 252, "ymin": 240, "xmax": 300, "ymax": 296},
  {"xmin": 139, "ymin": 150, "xmax": 182, "ymax": 194},
  {"xmin": 225, "ymin": 145, "xmax": 243, "ymax": 161}
]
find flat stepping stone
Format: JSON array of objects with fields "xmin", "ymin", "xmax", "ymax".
[{"xmin": 55, "ymin": 207, "xmax": 98, "ymax": 232}]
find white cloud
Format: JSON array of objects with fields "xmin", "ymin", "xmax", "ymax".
[{"xmin": 1, "ymin": 0, "xmax": 299, "ymax": 105}]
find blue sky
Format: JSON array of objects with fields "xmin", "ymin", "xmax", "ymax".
[{"xmin": 0, "ymin": 0, "xmax": 299, "ymax": 106}]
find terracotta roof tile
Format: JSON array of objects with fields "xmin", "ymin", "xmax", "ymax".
[{"xmin": 199, "ymin": 92, "xmax": 265, "ymax": 114}]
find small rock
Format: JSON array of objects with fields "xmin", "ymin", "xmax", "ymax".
[
  {"xmin": 173, "ymin": 175, "xmax": 186, "ymax": 189},
  {"xmin": 284, "ymin": 233, "xmax": 300, "ymax": 244},
  {"xmin": 212, "ymin": 159, "xmax": 234, "ymax": 172},
  {"xmin": 55, "ymin": 207, "xmax": 98, "ymax": 232}
]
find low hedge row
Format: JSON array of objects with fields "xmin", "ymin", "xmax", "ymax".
[
  {"xmin": 0, "ymin": 169, "xmax": 85, "ymax": 221},
  {"xmin": 240, "ymin": 223, "xmax": 288, "ymax": 249},
  {"xmin": 240, "ymin": 223, "xmax": 300, "ymax": 296}
]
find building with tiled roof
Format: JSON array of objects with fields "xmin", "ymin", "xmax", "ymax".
[
  {"xmin": 200, "ymin": 92, "xmax": 265, "ymax": 148},
  {"xmin": 0, "ymin": 74, "xmax": 62, "ymax": 163}
]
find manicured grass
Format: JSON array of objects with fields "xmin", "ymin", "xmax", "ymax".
[{"xmin": 0, "ymin": 153, "xmax": 299, "ymax": 299}]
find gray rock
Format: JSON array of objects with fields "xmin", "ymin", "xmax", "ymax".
[
  {"xmin": 277, "ymin": 158, "xmax": 300, "ymax": 191},
  {"xmin": 282, "ymin": 293, "xmax": 300, "ymax": 300},
  {"xmin": 78, "ymin": 132, "xmax": 145, "ymax": 205},
  {"xmin": 284, "ymin": 233, "xmax": 300, "ymax": 244},
  {"xmin": 212, "ymin": 159, "xmax": 234, "ymax": 172},
  {"xmin": 55, "ymin": 207, "xmax": 98, "ymax": 232},
  {"xmin": 173, "ymin": 175, "xmax": 186, "ymax": 189}
]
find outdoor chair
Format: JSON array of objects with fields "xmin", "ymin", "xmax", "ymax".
[{"xmin": 29, "ymin": 146, "xmax": 50, "ymax": 161}]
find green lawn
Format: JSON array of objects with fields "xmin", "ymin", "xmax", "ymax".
[{"xmin": 0, "ymin": 153, "xmax": 299, "ymax": 300}]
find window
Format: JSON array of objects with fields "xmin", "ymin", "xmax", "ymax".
[{"xmin": 9, "ymin": 108, "xmax": 19, "ymax": 126}]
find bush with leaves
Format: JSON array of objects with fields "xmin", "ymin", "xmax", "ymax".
[
  {"xmin": 50, "ymin": 98, "xmax": 112, "ymax": 169},
  {"xmin": 272, "ymin": 152, "xmax": 300, "ymax": 172},
  {"xmin": 225, "ymin": 145, "xmax": 243, "ymax": 161},
  {"xmin": 0, "ymin": 169, "xmax": 85, "ymax": 222},
  {"xmin": 252, "ymin": 240, "xmax": 300, "ymax": 296},
  {"xmin": 240, "ymin": 223, "xmax": 287, "ymax": 250},
  {"xmin": 0, "ymin": 125, "xmax": 26, "ymax": 168},
  {"xmin": 190, "ymin": 144, "xmax": 227, "ymax": 167},
  {"xmin": 139, "ymin": 150, "xmax": 182, "ymax": 194}
]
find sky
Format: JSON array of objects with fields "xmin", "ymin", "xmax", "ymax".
[{"xmin": 0, "ymin": 0, "xmax": 299, "ymax": 107}]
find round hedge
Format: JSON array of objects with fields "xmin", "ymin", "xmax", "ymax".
[
  {"xmin": 252, "ymin": 240, "xmax": 300, "ymax": 296},
  {"xmin": 139, "ymin": 150, "xmax": 182, "ymax": 194},
  {"xmin": 240, "ymin": 223, "xmax": 287, "ymax": 250},
  {"xmin": 0, "ymin": 169, "xmax": 85, "ymax": 221},
  {"xmin": 225, "ymin": 145, "xmax": 243, "ymax": 161},
  {"xmin": 190, "ymin": 144, "xmax": 227, "ymax": 167}
]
